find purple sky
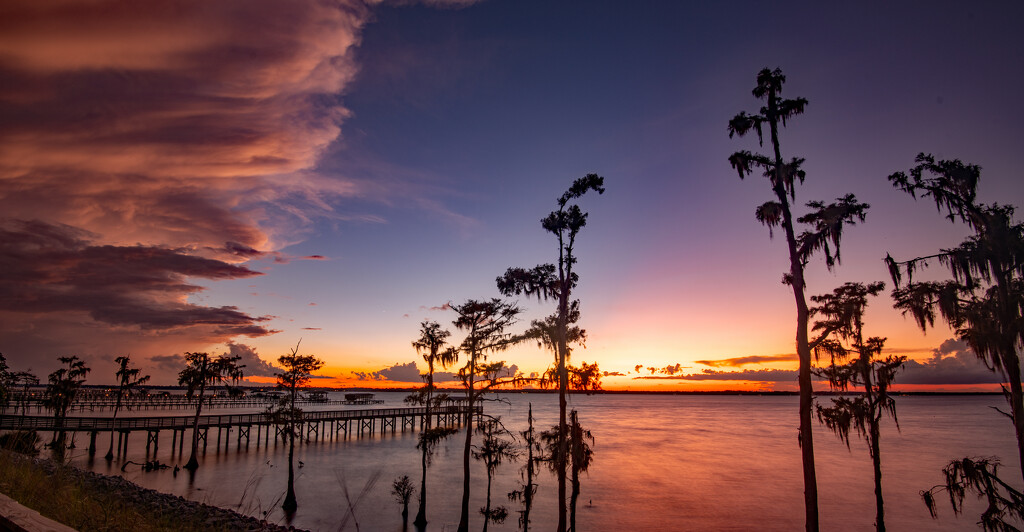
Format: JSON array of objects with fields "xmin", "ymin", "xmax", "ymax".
[{"xmin": 1, "ymin": 0, "xmax": 1022, "ymax": 388}]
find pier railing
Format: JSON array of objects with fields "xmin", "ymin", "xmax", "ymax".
[{"xmin": 0, "ymin": 404, "xmax": 481, "ymax": 433}]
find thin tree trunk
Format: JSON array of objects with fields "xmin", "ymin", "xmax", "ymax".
[
  {"xmin": 184, "ymin": 383, "xmax": 205, "ymax": 471},
  {"xmin": 767, "ymin": 79, "xmax": 818, "ymax": 532},
  {"xmin": 284, "ymin": 385, "xmax": 297, "ymax": 512},
  {"xmin": 105, "ymin": 392, "xmax": 122, "ymax": 460},
  {"xmin": 458, "ymin": 359, "xmax": 476, "ymax": 532},
  {"xmin": 284, "ymin": 427, "xmax": 296, "ymax": 511},
  {"xmin": 569, "ymin": 410, "xmax": 580, "ymax": 532},
  {"xmin": 869, "ymin": 417, "xmax": 885, "ymax": 532},
  {"xmin": 523, "ymin": 403, "xmax": 534, "ymax": 532},
  {"xmin": 1006, "ymin": 356, "xmax": 1024, "ymax": 484},
  {"xmin": 415, "ymin": 366, "xmax": 433, "ymax": 528},
  {"xmin": 556, "ymin": 280, "xmax": 570, "ymax": 532},
  {"xmin": 483, "ymin": 472, "xmax": 492, "ymax": 532}
]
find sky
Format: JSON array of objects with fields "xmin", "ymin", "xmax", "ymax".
[{"xmin": 1, "ymin": 0, "xmax": 1022, "ymax": 391}]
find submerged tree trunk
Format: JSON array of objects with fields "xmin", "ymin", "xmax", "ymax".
[
  {"xmin": 569, "ymin": 410, "xmax": 580, "ymax": 532},
  {"xmin": 869, "ymin": 415, "xmax": 884, "ymax": 532},
  {"xmin": 458, "ymin": 367, "xmax": 476, "ymax": 532},
  {"xmin": 483, "ymin": 470, "xmax": 493, "ymax": 532},
  {"xmin": 105, "ymin": 393, "xmax": 123, "ymax": 460},
  {"xmin": 556, "ymin": 278, "xmax": 570, "ymax": 532},
  {"xmin": 184, "ymin": 382, "xmax": 206, "ymax": 471},
  {"xmin": 284, "ymin": 425, "xmax": 296, "ymax": 512},
  {"xmin": 415, "ymin": 436, "xmax": 429, "ymax": 529},
  {"xmin": 283, "ymin": 383, "xmax": 298, "ymax": 513},
  {"xmin": 1006, "ymin": 353, "xmax": 1024, "ymax": 484},
  {"xmin": 524, "ymin": 403, "xmax": 535, "ymax": 532},
  {"xmin": 415, "ymin": 366, "xmax": 433, "ymax": 529}
]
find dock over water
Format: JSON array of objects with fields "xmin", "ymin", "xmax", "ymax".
[{"xmin": 0, "ymin": 404, "xmax": 479, "ymax": 459}]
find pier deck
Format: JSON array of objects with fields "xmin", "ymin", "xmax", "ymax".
[{"xmin": 0, "ymin": 404, "xmax": 479, "ymax": 458}]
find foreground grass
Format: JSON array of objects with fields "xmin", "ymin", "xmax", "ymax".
[{"xmin": 0, "ymin": 449, "xmax": 279, "ymax": 531}]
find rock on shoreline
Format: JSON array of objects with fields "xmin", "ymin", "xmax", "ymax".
[{"xmin": 2, "ymin": 451, "xmax": 308, "ymax": 532}]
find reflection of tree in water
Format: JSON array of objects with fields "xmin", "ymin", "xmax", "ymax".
[
  {"xmin": 336, "ymin": 468, "xmax": 381, "ymax": 532},
  {"xmin": 539, "ymin": 410, "xmax": 593, "ymax": 532},
  {"xmin": 473, "ymin": 416, "xmax": 519, "ymax": 532}
]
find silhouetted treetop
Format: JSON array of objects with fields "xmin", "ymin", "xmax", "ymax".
[
  {"xmin": 888, "ymin": 153, "xmax": 982, "ymax": 225},
  {"xmin": 557, "ymin": 173, "xmax": 605, "ymax": 208}
]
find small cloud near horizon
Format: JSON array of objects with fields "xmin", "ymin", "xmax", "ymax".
[
  {"xmin": 696, "ymin": 354, "xmax": 797, "ymax": 367},
  {"xmin": 635, "ymin": 368, "xmax": 799, "ymax": 382},
  {"xmin": 635, "ymin": 339, "xmax": 1004, "ymax": 387},
  {"xmin": 898, "ymin": 338, "xmax": 1003, "ymax": 385}
]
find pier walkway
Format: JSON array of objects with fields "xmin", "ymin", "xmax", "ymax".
[
  {"xmin": 0, "ymin": 404, "xmax": 479, "ymax": 458},
  {"xmin": 5, "ymin": 395, "xmax": 382, "ymax": 414}
]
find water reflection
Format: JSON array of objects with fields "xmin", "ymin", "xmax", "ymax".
[{"xmin": 61, "ymin": 392, "xmax": 1016, "ymax": 531}]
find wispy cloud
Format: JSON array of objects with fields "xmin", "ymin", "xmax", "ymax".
[
  {"xmin": 635, "ymin": 369, "xmax": 799, "ymax": 382},
  {"xmin": 696, "ymin": 354, "xmax": 797, "ymax": 367}
]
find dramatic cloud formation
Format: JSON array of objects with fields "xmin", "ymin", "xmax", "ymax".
[
  {"xmin": 0, "ymin": 1, "xmax": 373, "ymax": 250},
  {"xmin": 352, "ymin": 361, "xmax": 449, "ymax": 383},
  {"xmin": 0, "ymin": 0, "xmax": 394, "ymax": 368},
  {"xmin": 0, "ymin": 219, "xmax": 272, "ymax": 335},
  {"xmin": 696, "ymin": 354, "xmax": 798, "ymax": 367},
  {"xmin": 223, "ymin": 343, "xmax": 281, "ymax": 378},
  {"xmin": 898, "ymin": 338, "xmax": 1003, "ymax": 385}
]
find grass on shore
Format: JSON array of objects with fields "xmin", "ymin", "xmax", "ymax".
[{"xmin": 0, "ymin": 448, "xmax": 229, "ymax": 532}]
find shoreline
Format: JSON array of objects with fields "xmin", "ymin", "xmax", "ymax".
[{"xmin": 0, "ymin": 449, "xmax": 307, "ymax": 532}]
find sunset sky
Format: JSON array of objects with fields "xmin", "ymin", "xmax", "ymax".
[{"xmin": 1, "ymin": 0, "xmax": 1022, "ymax": 391}]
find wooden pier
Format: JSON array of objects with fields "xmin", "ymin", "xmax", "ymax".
[
  {"xmin": 3, "ymin": 395, "xmax": 382, "ymax": 414},
  {"xmin": 0, "ymin": 404, "xmax": 479, "ymax": 458}
]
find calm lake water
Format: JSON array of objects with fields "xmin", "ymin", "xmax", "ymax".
[{"xmin": 63, "ymin": 392, "xmax": 1018, "ymax": 531}]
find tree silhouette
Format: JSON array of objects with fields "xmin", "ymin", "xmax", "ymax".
[
  {"xmin": 10, "ymin": 371, "xmax": 38, "ymax": 415},
  {"xmin": 45, "ymin": 355, "xmax": 90, "ymax": 447},
  {"xmin": 921, "ymin": 457, "xmax": 1024, "ymax": 531},
  {"xmin": 451, "ymin": 298, "xmax": 522, "ymax": 532},
  {"xmin": 728, "ymin": 67, "xmax": 869, "ymax": 532},
  {"xmin": 885, "ymin": 153, "xmax": 1024, "ymax": 483},
  {"xmin": 177, "ymin": 352, "xmax": 244, "ymax": 471},
  {"xmin": 0, "ymin": 355, "xmax": 31, "ymax": 415},
  {"xmin": 508, "ymin": 403, "xmax": 540, "ymax": 532},
  {"xmin": 539, "ymin": 409, "xmax": 593, "ymax": 532},
  {"xmin": 0, "ymin": 354, "xmax": 10, "ymax": 412},
  {"xmin": 811, "ymin": 282, "xmax": 905, "ymax": 532},
  {"xmin": 498, "ymin": 174, "xmax": 604, "ymax": 532},
  {"xmin": 392, "ymin": 475, "xmax": 416, "ymax": 530},
  {"xmin": 408, "ymin": 320, "xmax": 459, "ymax": 529},
  {"xmin": 104, "ymin": 355, "xmax": 150, "ymax": 461},
  {"xmin": 474, "ymin": 416, "xmax": 520, "ymax": 532},
  {"xmin": 272, "ymin": 343, "xmax": 324, "ymax": 513}
]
